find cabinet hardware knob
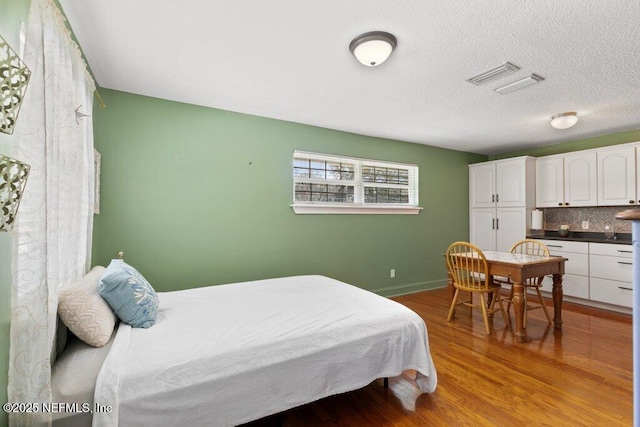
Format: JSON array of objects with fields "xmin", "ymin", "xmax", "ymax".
[
  {"xmin": 558, "ymin": 203, "xmax": 563, "ymax": 206},
  {"xmin": 492, "ymin": 194, "xmax": 495, "ymax": 203},
  {"xmin": 565, "ymin": 202, "xmax": 570, "ymax": 206},
  {"xmin": 630, "ymin": 200, "xmax": 635, "ymax": 204}
]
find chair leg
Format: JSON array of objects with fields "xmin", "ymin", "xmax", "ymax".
[
  {"xmin": 535, "ymin": 286, "xmax": 553, "ymax": 324},
  {"xmin": 447, "ymin": 289, "xmax": 460, "ymax": 322},
  {"xmin": 479, "ymin": 293, "xmax": 491, "ymax": 335},
  {"xmin": 506, "ymin": 285, "xmax": 514, "ymax": 315},
  {"xmin": 495, "ymin": 292, "xmax": 511, "ymax": 328}
]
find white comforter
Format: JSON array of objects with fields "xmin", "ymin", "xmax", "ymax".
[{"xmin": 93, "ymin": 275, "xmax": 437, "ymax": 426}]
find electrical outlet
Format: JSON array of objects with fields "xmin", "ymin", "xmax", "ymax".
[
  {"xmin": 390, "ymin": 269, "xmax": 395, "ymax": 279},
  {"xmin": 581, "ymin": 221, "xmax": 589, "ymax": 230}
]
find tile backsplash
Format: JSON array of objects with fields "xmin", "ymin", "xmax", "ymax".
[{"xmin": 543, "ymin": 206, "xmax": 640, "ymax": 233}]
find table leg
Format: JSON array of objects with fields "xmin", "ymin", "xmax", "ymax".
[
  {"xmin": 513, "ymin": 281, "xmax": 526, "ymax": 343},
  {"xmin": 552, "ymin": 273, "xmax": 563, "ymax": 329}
]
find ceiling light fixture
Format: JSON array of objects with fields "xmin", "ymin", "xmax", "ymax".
[
  {"xmin": 349, "ymin": 31, "xmax": 397, "ymax": 67},
  {"xmin": 550, "ymin": 112, "xmax": 578, "ymax": 129}
]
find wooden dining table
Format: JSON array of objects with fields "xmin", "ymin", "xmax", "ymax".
[{"xmin": 448, "ymin": 250, "xmax": 568, "ymax": 343}]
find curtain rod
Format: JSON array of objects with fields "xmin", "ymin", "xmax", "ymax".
[{"xmin": 94, "ymin": 89, "xmax": 105, "ymax": 108}]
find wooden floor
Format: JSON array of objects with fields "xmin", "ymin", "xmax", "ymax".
[{"xmin": 246, "ymin": 287, "xmax": 632, "ymax": 426}]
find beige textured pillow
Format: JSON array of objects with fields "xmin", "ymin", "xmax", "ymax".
[{"xmin": 58, "ymin": 266, "xmax": 117, "ymax": 347}]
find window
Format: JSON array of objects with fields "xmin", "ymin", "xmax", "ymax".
[{"xmin": 292, "ymin": 150, "xmax": 421, "ymax": 214}]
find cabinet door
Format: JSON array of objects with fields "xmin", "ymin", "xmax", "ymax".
[
  {"xmin": 469, "ymin": 209, "xmax": 496, "ymax": 251},
  {"xmin": 564, "ymin": 152, "xmax": 597, "ymax": 207},
  {"xmin": 535, "ymin": 157, "xmax": 564, "ymax": 207},
  {"xmin": 496, "ymin": 158, "xmax": 526, "ymax": 207},
  {"xmin": 540, "ymin": 274, "xmax": 589, "ymax": 299},
  {"xmin": 495, "ymin": 208, "xmax": 526, "ymax": 252},
  {"xmin": 597, "ymin": 146, "xmax": 636, "ymax": 206},
  {"xmin": 590, "ymin": 277, "xmax": 632, "ymax": 308},
  {"xmin": 469, "ymin": 163, "xmax": 495, "ymax": 208}
]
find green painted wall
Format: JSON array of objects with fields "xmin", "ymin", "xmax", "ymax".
[
  {"xmin": 92, "ymin": 89, "xmax": 485, "ymax": 295},
  {"xmin": 489, "ymin": 129, "xmax": 640, "ymax": 160},
  {"xmin": 0, "ymin": 1, "xmax": 30, "ymax": 425}
]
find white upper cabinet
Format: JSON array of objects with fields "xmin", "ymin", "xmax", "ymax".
[
  {"xmin": 535, "ymin": 156, "xmax": 564, "ymax": 207},
  {"xmin": 470, "ymin": 157, "xmax": 534, "ymax": 209},
  {"xmin": 564, "ymin": 152, "xmax": 598, "ymax": 207},
  {"xmin": 496, "ymin": 158, "xmax": 529, "ymax": 207},
  {"xmin": 535, "ymin": 152, "xmax": 596, "ymax": 207},
  {"xmin": 469, "ymin": 163, "xmax": 496, "ymax": 209},
  {"xmin": 597, "ymin": 146, "xmax": 636, "ymax": 206}
]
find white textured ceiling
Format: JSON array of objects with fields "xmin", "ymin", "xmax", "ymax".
[{"xmin": 58, "ymin": 0, "xmax": 640, "ymax": 155}]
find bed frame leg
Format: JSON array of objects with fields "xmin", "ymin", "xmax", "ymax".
[{"xmin": 383, "ymin": 377, "xmax": 388, "ymax": 388}]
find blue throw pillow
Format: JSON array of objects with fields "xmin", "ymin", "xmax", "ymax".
[{"xmin": 99, "ymin": 259, "xmax": 159, "ymax": 328}]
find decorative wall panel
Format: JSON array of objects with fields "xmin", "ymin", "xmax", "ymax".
[
  {"xmin": 0, "ymin": 154, "xmax": 30, "ymax": 231},
  {"xmin": 1, "ymin": 35, "xmax": 31, "ymax": 134}
]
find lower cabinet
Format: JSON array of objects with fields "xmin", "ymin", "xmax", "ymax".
[
  {"xmin": 538, "ymin": 240, "xmax": 589, "ymax": 299},
  {"xmin": 589, "ymin": 278, "xmax": 633, "ymax": 307},
  {"xmin": 589, "ymin": 243, "xmax": 633, "ymax": 308},
  {"xmin": 536, "ymin": 240, "xmax": 632, "ymax": 309}
]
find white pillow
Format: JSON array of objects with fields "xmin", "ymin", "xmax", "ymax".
[{"xmin": 58, "ymin": 266, "xmax": 117, "ymax": 347}]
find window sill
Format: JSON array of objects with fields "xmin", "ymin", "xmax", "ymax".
[{"xmin": 291, "ymin": 204, "xmax": 423, "ymax": 215}]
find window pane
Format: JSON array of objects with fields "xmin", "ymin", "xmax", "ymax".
[
  {"xmin": 364, "ymin": 187, "xmax": 409, "ymax": 204},
  {"xmin": 399, "ymin": 170, "xmax": 409, "ymax": 185},
  {"xmin": 326, "ymin": 169, "xmax": 342, "ymax": 180},
  {"xmin": 295, "ymin": 192, "xmax": 311, "ymax": 201},
  {"xmin": 362, "ymin": 166, "xmax": 375, "ymax": 183},
  {"xmin": 293, "ymin": 167, "xmax": 310, "ymax": 178},
  {"xmin": 327, "ymin": 161, "xmax": 342, "ymax": 171},
  {"xmin": 310, "ymin": 169, "xmax": 326, "ymax": 179},
  {"xmin": 362, "ymin": 165, "xmax": 410, "ymax": 186},
  {"xmin": 342, "ymin": 171, "xmax": 354, "ymax": 181},
  {"xmin": 295, "ymin": 183, "xmax": 354, "ymax": 203},
  {"xmin": 293, "ymin": 158, "xmax": 309, "ymax": 168},
  {"xmin": 310, "ymin": 160, "xmax": 326, "ymax": 170},
  {"xmin": 311, "ymin": 193, "xmax": 328, "ymax": 202}
]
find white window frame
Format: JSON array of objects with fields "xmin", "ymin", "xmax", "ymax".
[{"xmin": 292, "ymin": 150, "xmax": 422, "ymax": 215}]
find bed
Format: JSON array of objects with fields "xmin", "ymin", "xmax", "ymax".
[{"xmin": 54, "ymin": 274, "xmax": 437, "ymax": 426}]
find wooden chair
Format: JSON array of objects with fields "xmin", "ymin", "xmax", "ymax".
[
  {"xmin": 501, "ymin": 239, "xmax": 553, "ymax": 327},
  {"xmin": 446, "ymin": 241, "xmax": 510, "ymax": 335}
]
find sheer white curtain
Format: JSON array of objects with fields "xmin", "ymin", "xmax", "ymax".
[{"xmin": 9, "ymin": 0, "xmax": 96, "ymax": 424}]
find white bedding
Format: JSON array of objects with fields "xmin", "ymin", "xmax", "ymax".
[{"xmin": 93, "ymin": 275, "xmax": 437, "ymax": 426}]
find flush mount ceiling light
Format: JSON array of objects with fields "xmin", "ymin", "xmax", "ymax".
[
  {"xmin": 550, "ymin": 112, "xmax": 579, "ymax": 129},
  {"xmin": 349, "ymin": 31, "xmax": 397, "ymax": 67}
]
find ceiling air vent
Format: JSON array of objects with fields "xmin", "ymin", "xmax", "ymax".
[
  {"xmin": 466, "ymin": 62, "xmax": 520, "ymax": 86},
  {"xmin": 494, "ymin": 74, "xmax": 545, "ymax": 95}
]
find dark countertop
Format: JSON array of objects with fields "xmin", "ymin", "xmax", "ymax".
[{"xmin": 526, "ymin": 231, "xmax": 632, "ymax": 245}]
